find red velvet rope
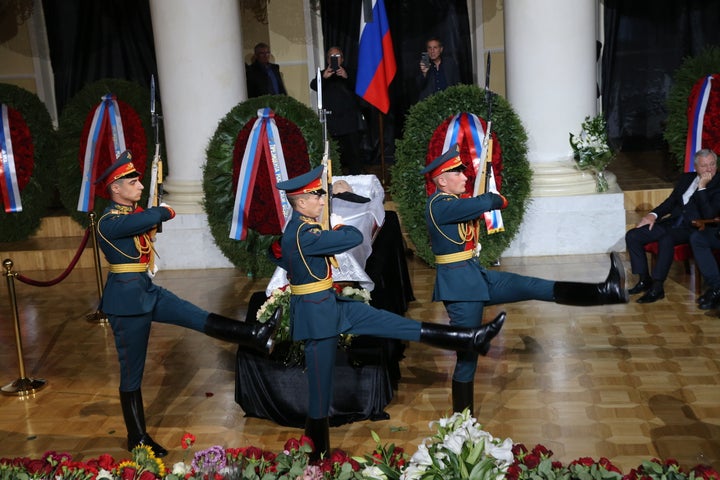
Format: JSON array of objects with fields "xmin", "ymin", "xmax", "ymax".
[{"xmin": 15, "ymin": 227, "xmax": 92, "ymax": 287}]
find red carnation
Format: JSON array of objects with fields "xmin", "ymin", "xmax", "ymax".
[
  {"xmin": 330, "ymin": 449, "xmax": 349, "ymax": 464},
  {"xmin": 505, "ymin": 464, "xmax": 521, "ymax": 480},
  {"xmin": 532, "ymin": 444, "xmax": 553, "ymax": 458},
  {"xmin": 181, "ymin": 433, "xmax": 196, "ymax": 450},
  {"xmin": 300, "ymin": 435, "xmax": 315, "ymax": 451},
  {"xmin": 244, "ymin": 446, "xmax": 263, "ymax": 460},
  {"xmin": 120, "ymin": 466, "xmax": 138, "ymax": 480},
  {"xmin": 283, "ymin": 438, "xmax": 301, "ymax": 452},
  {"xmin": 693, "ymin": 465, "xmax": 720, "ymax": 480},
  {"xmin": 512, "ymin": 444, "xmax": 528, "ymax": 457},
  {"xmin": 523, "ymin": 453, "xmax": 540, "ymax": 469}
]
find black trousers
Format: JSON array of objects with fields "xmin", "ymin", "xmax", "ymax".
[{"xmin": 625, "ymin": 221, "xmax": 692, "ymax": 281}]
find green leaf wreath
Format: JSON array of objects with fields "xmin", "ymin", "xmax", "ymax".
[
  {"xmin": 55, "ymin": 78, "xmax": 156, "ymax": 228},
  {"xmin": 203, "ymin": 95, "xmax": 334, "ymax": 277},
  {"xmin": 0, "ymin": 83, "xmax": 56, "ymax": 242},
  {"xmin": 392, "ymin": 84, "xmax": 532, "ymax": 267},
  {"xmin": 665, "ymin": 45, "xmax": 720, "ymax": 170}
]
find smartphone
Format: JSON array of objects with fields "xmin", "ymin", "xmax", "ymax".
[
  {"xmin": 330, "ymin": 54, "xmax": 340, "ymax": 71},
  {"xmin": 421, "ymin": 52, "xmax": 430, "ymax": 68}
]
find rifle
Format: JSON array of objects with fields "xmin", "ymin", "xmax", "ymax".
[
  {"xmin": 471, "ymin": 53, "xmax": 504, "ymax": 255},
  {"xmin": 148, "ymin": 74, "xmax": 164, "ymax": 233},
  {"xmin": 317, "ymin": 67, "xmax": 333, "ymax": 231},
  {"xmin": 473, "ymin": 52, "xmax": 493, "ymax": 199}
]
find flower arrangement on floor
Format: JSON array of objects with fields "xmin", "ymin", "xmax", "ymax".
[
  {"xmin": 256, "ymin": 283, "xmax": 372, "ymax": 366},
  {"xmin": 569, "ymin": 114, "xmax": 616, "ymax": 192},
  {"xmin": 2, "ymin": 410, "xmax": 719, "ymax": 480}
]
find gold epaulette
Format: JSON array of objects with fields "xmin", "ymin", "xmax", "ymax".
[
  {"xmin": 290, "ymin": 277, "xmax": 333, "ymax": 295},
  {"xmin": 435, "ymin": 250, "xmax": 474, "ymax": 264}
]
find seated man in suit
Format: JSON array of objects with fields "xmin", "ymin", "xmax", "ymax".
[
  {"xmin": 625, "ymin": 148, "xmax": 720, "ymax": 303},
  {"xmin": 689, "ymin": 224, "xmax": 720, "ymax": 310}
]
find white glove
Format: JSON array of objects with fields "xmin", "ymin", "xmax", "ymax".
[
  {"xmin": 147, "ymin": 262, "xmax": 159, "ymax": 279},
  {"xmin": 330, "ymin": 213, "xmax": 345, "ymax": 228},
  {"xmin": 160, "ymin": 202, "xmax": 171, "ymax": 209}
]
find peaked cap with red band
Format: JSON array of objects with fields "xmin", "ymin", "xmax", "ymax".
[
  {"xmin": 420, "ymin": 143, "xmax": 466, "ymax": 178},
  {"xmin": 95, "ymin": 150, "xmax": 141, "ymax": 188},
  {"xmin": 275, "ymin": 165, "xmax": 327, "ymax": 195}
]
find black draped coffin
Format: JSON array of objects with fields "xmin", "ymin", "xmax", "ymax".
[{"xmin": 235, "ymin": 211, "xmax": 413, "ymax": 428}]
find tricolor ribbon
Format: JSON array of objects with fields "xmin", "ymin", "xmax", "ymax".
[
  {"xmin": 442, "ymin": 112, "xmax": 504, "ymax": 234},
  {"xmin": 684, "ymin": 74, "xmax": 715, "ymax": 173},
  {"xmin": 0, "ymin": 104, "xmax": 23, "ymax": 213},
  {"xmin": 77, "ymin": 94, "xmax": 127, "ymax": 212},
  {"xmin": 230, "ymin": 108, "xmax": 291, "ymax": 240}
]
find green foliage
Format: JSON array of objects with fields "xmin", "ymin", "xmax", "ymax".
[
  {"xmin": 56, "ymin": 78, "xmax": 155, "ymax": 227},
  {"xmin": 392, "ymin": 84, "xmax": 532, "ymax": 267},
  {"xmin": 665, "ymin": 46, "xmax": 720, "ymax": 169},
  {"xmin": 0, "ymin": 83, "xmax": 57, "ymax": 242},
  {"xmin": 203, "ymin": 95, "xmax": 331, "ymax": 277}
]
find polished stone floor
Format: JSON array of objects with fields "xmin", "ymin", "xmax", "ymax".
[{"xmin": 1, "ymin": 252, "xmax": 718, "ymax": 471}]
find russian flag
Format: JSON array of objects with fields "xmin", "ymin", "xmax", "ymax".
[{"xmin": 355, "ymin": 0, "xmax": 396, "ymax": 114}]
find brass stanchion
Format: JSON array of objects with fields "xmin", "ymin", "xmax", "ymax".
[
  {"xmin": 86, "ymin": 212, "xmax": 108, "ymax": 324},
  {"xmin": 2, "ymin": 258, "xmax": 47, "ymax": 397}
]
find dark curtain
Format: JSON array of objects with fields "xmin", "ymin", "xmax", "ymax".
[
  {"xmin": 42, "ymin": 0, "xmax": 157, "ymax": 115},
  {"xmin": 319, "ymin": 0, "xmax": 472, "ymax": 162},
  {"xmin": 602, "ymin": 0, "xmax": 720, "ymax": 152}
]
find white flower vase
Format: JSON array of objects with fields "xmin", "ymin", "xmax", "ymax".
[{"xmin": 593, "ymin": 169, "xmax": 609, "ymax": 193}]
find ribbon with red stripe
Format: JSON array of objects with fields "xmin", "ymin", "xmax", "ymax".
[
  {"xmin": 684, "ymin": 75, "xmax": 714, "ymax": 173},
  {"xmin": 0, "ymin": 104, "xmax": 23, "ymax": 213},
  {"xmin": 230, "ymin": 108, "xmax": 291, "ymax": 240},
  {"xmin": 77, "ymin": 94, "xmax": 127, "ymax": 212},
  {"xmin": 442, "ymin": 112, "xmax": 504, "ymax": 234}
]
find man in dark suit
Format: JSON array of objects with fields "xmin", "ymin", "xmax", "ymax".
[
  {"xmin": 246, "ymin": 42, "xmax": 287, "ymax": 98},
  {"xmin": 96, "ymin": 151, "xmax": 277, "ymax": 457},
  {"xmin": 423, "ymin": 144, "xmax": 628, "ymax": 415},
  {"xmin": 416, "ymin": 37, "xmax": 461, "ymax": 101},
  {"xmin": 270, "ymin": 165, "xmax": 505, "ymax": 461},
  {"xmin": 625, "ymin": 148, "xmax": 720, "ymax": 303}
]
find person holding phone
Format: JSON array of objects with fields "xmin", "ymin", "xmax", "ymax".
[
  {"xmin": 417, "ymin": 37, "xmax": 461, "ymax": 101},
  {"xmin": 310, "ymin": 47, "xmax": 365, "ymax": 175}
]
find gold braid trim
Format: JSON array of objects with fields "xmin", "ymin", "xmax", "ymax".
[
  {"xmin": 290, "ymin": 278, "xmax": 334, "ymax": 295},
  {"xmin": 296, "ymin": 218, "xmax": 331, "ymax": 282},
  {"xmin": 109, "ymin": 263, "xmax": 149, "ymax": 273},
  {"xmin": 429, "ymin": 193, "xmax": 479, "ymax": 250},
  {"xmin": 435, "ymin": 250, "xmax": 474, "ymax": 264}
]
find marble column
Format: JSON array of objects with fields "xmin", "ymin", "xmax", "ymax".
[
  {"xmin": 502, "ymin": 0, "xmax": 626, "ymax": 257},
  {"xmin": 148, "ymin": 0, "xmax": 245, "ymax": 268}
]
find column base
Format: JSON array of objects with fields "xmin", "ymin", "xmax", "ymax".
[
  {"xmin": 161, "ymin": 179, "xmax": 204, "ymax": 214},
  {"xmin": 503, "ymin": 189, "xmax": 626, "ymax": 257},
  {"xmin": 153, "ymin": 213, "xmax": 233, "ymax": 269},
  {"xmin": 531, "ymin": 160, "xmax": 618, "ymax": 197}
]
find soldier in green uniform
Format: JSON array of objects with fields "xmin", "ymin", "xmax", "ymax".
[
  {"xmin": 269, "ymin": 165, "xmax": 506, "ymax": 460},
  {"xmin": 96, "ymin": 151, "xmax": 278, "ymax": 457}
]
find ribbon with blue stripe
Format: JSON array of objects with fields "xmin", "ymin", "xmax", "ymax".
[
  {"xmin": 230, "ymin": 108, "xmax": 290, "ymax": 240},
  {"xmin": 77, "ymin": 95, "xmax": 127, "ymax": 211},
  {"xmin": 0, "ymin": 104, "xmax": 23, "ymax": 213},
  {"xmin": 442, "ymin": 112, "xmax": 504, "ymax": 234},
  {"xmin": 685, "ymin": 75, "xmax": 714, "ymax": 173}
]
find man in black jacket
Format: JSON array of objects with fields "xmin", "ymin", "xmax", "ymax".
[
  {"xmin": 625, "ymin": 148, "xmax": 720, "ymax": 303},
  {"xmin": 311, "ymin": 47, "xmax": 364, "ymax": 174},
  {"xmin": 246, "ymin": 42, "xmax": 287, "ymax": 98},
  {"xmin": 416, "ymin": 37, "xmax": 461, "ymax": 102}
]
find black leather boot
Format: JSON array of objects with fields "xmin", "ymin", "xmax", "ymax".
[
  {"xmin": 452, "ymin": 380, "xmax": 474, "ymax": 415},
  {"xmin": 204, "ymin": 307, "xmax": 280, "ymax": 355},
  {"xmin": 119, "ymin": 389, "xmax": 168, "ymax": 457},
  {"xmin": 553, "ymin": 252, "xmax": 629, "ymax": 306},
  {"xmin": 304, "ymin": 417, "xmax": 330, "ymax": 462},
  {"xmin": 420, "ymin": 312, "xmax": 505, "ymax": 356}
]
